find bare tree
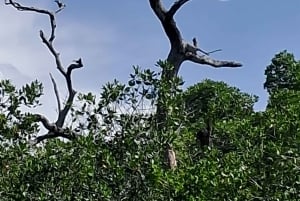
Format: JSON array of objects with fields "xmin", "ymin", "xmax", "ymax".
[
  {"xmin": 5, "ymin": 0, "xmax": 83, "ymax": 144},
  {"xmin": 149, "ymin": 0, "xmax": 242, "ymax": 79},
  {"xmin": 149, "ymin": 0, "xmax": 242, "ymax": 169}
]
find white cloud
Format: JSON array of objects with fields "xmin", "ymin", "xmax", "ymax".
[{"xmin": 0, "ymin": 3, "xmax": 122, "ymax": 125}]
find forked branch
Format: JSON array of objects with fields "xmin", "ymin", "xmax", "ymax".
[
  {"xmin": 149, "ymin": 0, "xmax": 242, "ymax": 77},
  {"xmin": 5, "ymin": 0, "xmax": 83, "ymax": 144}
]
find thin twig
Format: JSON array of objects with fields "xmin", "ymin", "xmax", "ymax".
[
  {"xmin": 207, "ymin": 49, "xmax": 222, "ymax": 55},
  {"xmin": 49, "ymin": 73, "xmax": 61, "ymax": 112}
]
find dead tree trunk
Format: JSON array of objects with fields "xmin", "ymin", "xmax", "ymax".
[{"xmin": 149, "ymin": 0, "xmax": 242, "ymax": 169}]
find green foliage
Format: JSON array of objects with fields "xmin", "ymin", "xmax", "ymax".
[
  {"xmin": 182, "ymin": 79, "xmax": 258, "ymax": 123},
  {"xmin": 264, "ymin": 50, "xmax": 300, "ymax": 94},
  {"xmin": 1, "ymin": 56, "xmax": 300, "ymax": 200},
  {"xmin": 180, "ymin": 79, "xmax": 258, "ymax": 155},
  {"xmin": 0, "ymin": 79, "xmax": 42, "ymax": 142}
]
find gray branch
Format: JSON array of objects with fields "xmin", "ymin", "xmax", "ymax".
[
  {"xmin": 30, "ymin": 114, "xmax": 75, "ymax": 145},
  {"xmin": 50, "ymin": 73, "xmax": 61, "ymax": 112},
  {"xmin": 186, "ymin": 53, "xmax": 242, "ymax": 68},
  {"xmin": 56, "ymin": 59, "xmax": 83, "ymax": 128},
  {"xmin": 149, "ymin": 0, "xmax": 242, "ymax": 78},
  {"xmin": 150, "ymin": 0, "xmax": 183, "ymax": 49},
  {"xmin": 5, "ymin": 0, "xmax": 83, "ymax": 144}
]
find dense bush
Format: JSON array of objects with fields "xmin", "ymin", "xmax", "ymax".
[{"xmin": 1, "ymin": 52, "xmax": 300, "ymax": 200}]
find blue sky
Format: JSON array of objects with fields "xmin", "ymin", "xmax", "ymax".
[{"xmin": 1, "ymin": 0, "xmax": 300, "ymax": 120}]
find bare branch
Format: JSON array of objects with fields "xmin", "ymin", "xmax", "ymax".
[
  {"xmin": 5, "ymin": 0, "xmax": 66, "ymax": 76},
  {"xmin": 40, "ymin": 30, "xmax": 66, "ymax": 76},
  {"xmin": 186, "ymin": 53, "xmax": 242, "ymax": 68},
  {"xmin": 149, "ymin": 0, "xmax": 243, "ymax": 77},
  {"xmin": 34, "ymin": 114, "xmax": 60, "ymax": 132},
  {"xmin": 56, "ymin": 59, "xmax": 83, "ymax": 128},
  {"xmin": 32, "ymin": 114, "xmax": 74, "ymax": 144},
  {"xmin": 6, "ymin": 0, "xmax": 83, "ymax": 144},
  {"xmin": 49, "ymin": 73, "xmax": 61, "ymax": 112},
  {"xmin": 5, "ymin": 0, "xmax": 57, "ymax": 42},
  {"xmin": 149, "ymin": 0, "xmax": 167, "ymax": 21},
  {"xmin": 206, "ymin": 49, "xmax": 222, "ymax": 55},
  {"xmin": 5, "ymin": 0, "xmax": 66, "ymax": 75},
  {"xmin": 149, "ymin": 0, "xmax": 183, "ymax": 48}
]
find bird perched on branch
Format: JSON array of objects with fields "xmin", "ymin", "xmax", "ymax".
[
  {"xmin": 192, "ymin": 37, "xmax": 210, "ymax": 56},
  {"xmin": 192, "ymin": 37, "xmax": 198, "ymax": 47}
]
